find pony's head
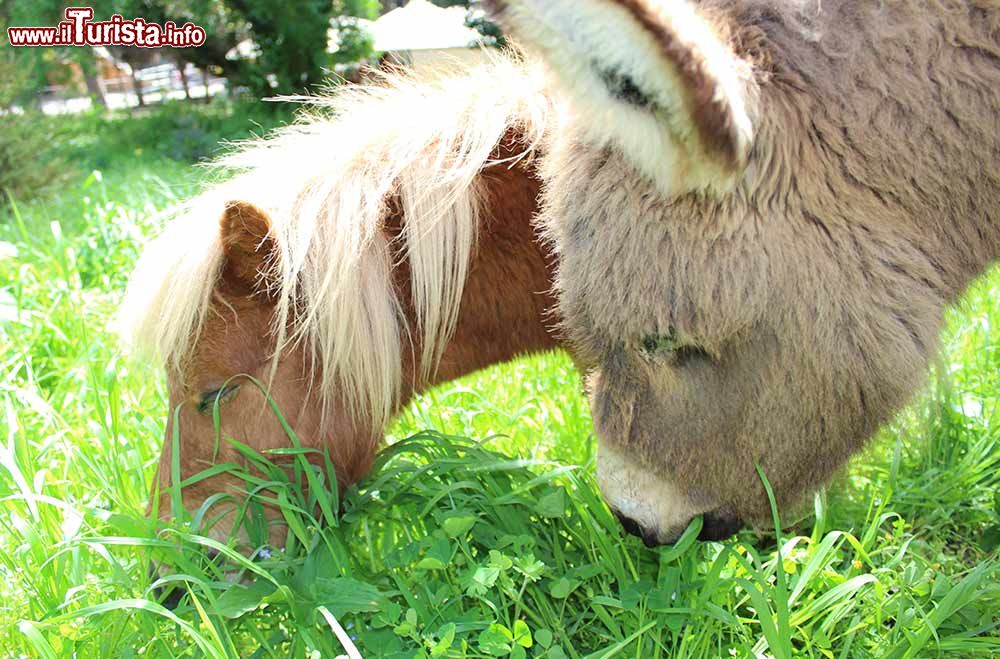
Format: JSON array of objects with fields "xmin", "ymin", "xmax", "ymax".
[
  {"xmin": 490, "ymin": 0, "xmax": 1000, "ymax": 543},
  {"xmin": 119, "ymin": 58, "xmax": 554, "ymax": 545},
  {"xmin": 132, "ymin": 200, "xmax": 379, "ymax": 546}
]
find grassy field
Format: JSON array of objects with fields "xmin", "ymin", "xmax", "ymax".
[{"xmin": 1, "ymin": 104, "xmax": 998, "ymax": 658}]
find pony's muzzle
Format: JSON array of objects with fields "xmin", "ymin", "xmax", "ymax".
[
  {"xmin": 148, "ymin": 546, "xmax": 225, "ymax": 610},
  {"xmin": 149, "ymin": 561, "xmax": 184, "ymax": 610}
]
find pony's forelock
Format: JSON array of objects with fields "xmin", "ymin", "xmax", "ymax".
[{"xmin": 118, "ymin": 52, "xmax": 551, "ymax": 430}]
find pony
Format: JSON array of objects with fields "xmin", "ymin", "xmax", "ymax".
[
  {"xmin": 486, "ymin": 0, "xmax": 1000, "ymax": 544},
  {"xmin": 119, "ymin": 57, "xmax": 559, "ymax": 546}
]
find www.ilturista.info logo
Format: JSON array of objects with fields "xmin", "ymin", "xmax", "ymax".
[{"xmin": 7, "ymin": 7, "xmax": 206, "ymax": 48}]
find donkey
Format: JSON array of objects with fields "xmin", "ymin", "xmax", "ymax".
[
  {"xmin": 120, "ymin": 58, "xmax": 559, "ymax": 546},
  {"xmin": 486, "ymin": 0, "xmax": 1000, "ymax": 544}
]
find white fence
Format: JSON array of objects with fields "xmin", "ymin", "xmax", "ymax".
[{"xmin": 38, "ymin": 62, "xmax": 228, "ymax": 115}]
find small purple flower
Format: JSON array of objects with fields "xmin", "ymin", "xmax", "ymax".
[{"xmin": 258, "ymin": 547, "xmax": 272, "ymax": 560}]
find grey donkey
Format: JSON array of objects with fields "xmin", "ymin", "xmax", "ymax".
[{"xmin": 486, "ymin": 0, "xmax": 1000, "ymax": 544}]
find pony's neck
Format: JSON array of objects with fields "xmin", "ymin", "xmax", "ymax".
[{"xmin": 391, "ymin": 156, "xmax": 559, "ymax": 404}]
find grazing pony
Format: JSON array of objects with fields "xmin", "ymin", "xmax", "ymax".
[
  {"xmin": 120, "ymin": 58, "xmax": 558, "ymax": 544},
  {"xmin": 487, "ymin": 0, "xmax": 1000, "ymax": 544}
]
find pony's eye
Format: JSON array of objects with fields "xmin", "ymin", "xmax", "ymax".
[
  {"xmin": 596, "ymin": 66, "xmax": 655, "ymax": 109},
  {"xmin": 197, "ymin": 383, "xmax": 241, "ymax": 414}
]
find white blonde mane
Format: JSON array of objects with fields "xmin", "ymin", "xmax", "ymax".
[{"xmin": 119, "ymin": 53, "xmax": 551, "ymax": 429}]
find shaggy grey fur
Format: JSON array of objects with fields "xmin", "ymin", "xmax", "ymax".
[{"xmin": 498, "ymin": 0, "xmax": 1000, "ymax": 531}]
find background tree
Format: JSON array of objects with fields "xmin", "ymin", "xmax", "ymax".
[
  {"xmin": 157, "ymin": 0, "xmax": 250, "ymax": 102},
  {"xmin": 0, "ymin": 45, "xmax": 68, "ymax": 205},
  {"xmin": 0, "ymin": 0, "xmax": 109, "ymax": 108},
  {"xmin": 223, "ymin": 0, "xmax": 379, "ymax": 98}
]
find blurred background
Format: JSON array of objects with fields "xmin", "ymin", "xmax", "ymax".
[{"xmin": 0, "ymin": 0, "xmax": 504, "ymax": 206}]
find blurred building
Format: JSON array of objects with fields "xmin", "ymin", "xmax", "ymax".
[{"xmin": 368, "ymin": 0, "xmax": 486, "ymax": 73}]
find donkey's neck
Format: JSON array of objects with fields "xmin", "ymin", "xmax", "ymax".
[{"xmin": 758, "ymin": 0, "xmax": 1000, "ymax": 298}]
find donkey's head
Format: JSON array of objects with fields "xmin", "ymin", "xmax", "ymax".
[{"xmin": 490, "ymin": 0, "xmax": 1000, "ymax": 543}]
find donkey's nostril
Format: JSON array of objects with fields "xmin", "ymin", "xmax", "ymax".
[
  {"xmin": 613, "ymin": 510, "xmax": 662, "ymax": 547},
  {"xmin": 639, "ymin": 528, "xmax": 661, "ymax": 548},
  {"xmin": 613, "ymin": 510, "xmax": 643, "ymax": 537},
  {"xmin": 699, "ymin": 511, "xmax": 743, "ymax": 541}
]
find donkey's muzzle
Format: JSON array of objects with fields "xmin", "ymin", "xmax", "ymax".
[{"xmin": 614, "ymin": 509, "xmax": 743, "ymax": 546}]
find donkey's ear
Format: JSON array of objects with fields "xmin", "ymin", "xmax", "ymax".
[
  {"xmin": 219, "ymin": 200, "xmax": 277, "ymax": 298},
  {"xmin": 488, "ymin": 0, "xmax": 755, "ymax": 189}
]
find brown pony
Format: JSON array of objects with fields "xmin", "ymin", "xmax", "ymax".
[
  {"xmin": 120, "ymin": 58, "xmax": 558, "ymax": 545},
  {"xmin": 487, "ymin": 0, "xmax": 1000, "ymax": 544}
]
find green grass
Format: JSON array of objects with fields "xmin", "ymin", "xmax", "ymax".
[{"xmin": 1, "ymin": 106, "xmax": 999, "ymax": 658}]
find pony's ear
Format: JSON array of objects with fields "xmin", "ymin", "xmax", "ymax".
[
  {"xmin": 219, "ymin": 200, "xmax": 277, "ymax": 298},
  {"xmin": 487, "ymin": 0, "xmax": 755, "ymax": 190}
]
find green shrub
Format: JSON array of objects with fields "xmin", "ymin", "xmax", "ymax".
[{"xmin": 0, "ymin": 51, "xmax": 69, "ymax": 206}]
